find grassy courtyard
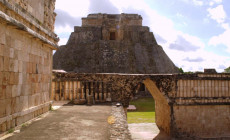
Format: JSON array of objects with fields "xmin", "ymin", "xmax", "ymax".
[{"xmin": 127, "ymin": 97, "xmax": 155, "ymax": 123}]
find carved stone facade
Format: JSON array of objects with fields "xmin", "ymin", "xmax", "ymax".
[
  {"xmin": 0, "ymin": 0, "xmax": 58, "ymax": 134},
  {"xmin": 52, "ymin": 72, "xmax": 230, "ymax": 139},
  {"xmin": 53, "ymin": 14, "xmax": 179, "ymax": 74}
]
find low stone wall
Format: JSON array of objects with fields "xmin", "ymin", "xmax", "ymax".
[{"xmin": 109, "ymin": 105, "xmax": 131, "ymax": 140}]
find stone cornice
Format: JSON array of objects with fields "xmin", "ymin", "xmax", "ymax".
[
  {"xmin": 0, "ymin": 10, "xmax": 58, "ymax": 50},
  {"xmin": 0, "ymin": 0, "xmax": 59, "ymax": 45}
]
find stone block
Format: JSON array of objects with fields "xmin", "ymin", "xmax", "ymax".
[
  {"xmin": 0, "ymin": 56, "xmax": 3, "ymax": 71},
  {"xmin": 11, "ymin": 97, "xmax": 16, "ymax": 114},
  {"xmin": 6, "ymin": 120, "xmax": 11, "ymax": 130},
  {"xmin": 6, "ymin": 85, "xmax": 12, "ymax": 99},
  {"xmin": 1, "ymin": 122, "xmax": 6, "ymax": 132},
  {"xmin": 18, "ymin": 60, "xmax": 23, "ymax": 72},
  {"xmin": 2, "ymin": 72, "xmax": 10, "ymax": 85},
  {"xmin": 17, "ymin": 85, "xmax": 22, "ymax": 97},
  {"xmin": 15, "ymin": 97, "xmax": 21, "ymax": 112},
  {"xmin": 0, "ymin": 72, "xmax": 2, "ymax": 85},
  {"xmin": 9, "ymin": 72, "xmax": 15, "ymax": 85},
  {"xmin": 22, "ymin": 96, "xmax": 29, "ymax": 110},
  {"xmin": 18, "ymin": 73, "xmax": 23, "ymax": 85},
  {"xmin": 3, "ymin": 46, "xmax": 10, "ymax": 57},
  {"xmin": 22, "ymin": 73, "xmax": 27, "ymax": 84},
  {"xmin": 28, "ymin": 95, "xmax": 33, "ymax": 108},
  {"xmin": 0, "ymin": 26, "xmax": 6, "ymax": 45},
  {"xmin": 13, "ymin": 60, "xmax": 19, "ymax": 72},
  {"xmin": 3, "ymin": 56, "xmax": 10, "ymax": 72},
  {"xmin": 14, "ymin": 73, "xmax": 19, "ymax": 85},
  {"xmin": 0, "ymin": 99, "xmax": 6, "ymax": 118},
  {"xmin": 0, "ymin": 85, "xmax": 6, "ymax": 100},
  {"xmin": 5, "ymin": 99, "xmax": 11, "ymax": 116},
  {"xmin": 11, "ymin": 119, "xmax": 15, "ymax": 128},
  {"xmin": 15, "ymin": 40, "xmax": 22, "ymax": 51},
  {"xmin": 9, "ymin": 48, "xmax": 14, "ymax": 58},
  {"xmin": 12, "ymin": 85, "xmax": 18, "ymax": 97},
  {"xmin": 16, "ymin": 116, "xmax": 23, "ymax": 126}
]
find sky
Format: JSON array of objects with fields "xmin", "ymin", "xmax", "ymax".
[{"xmin": 54, "ymin": 0, "xmax": 230, "ymax": 72}]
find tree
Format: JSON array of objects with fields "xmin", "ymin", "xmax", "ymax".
[
  {"xmin": 178, "ymin": 68, "xmax": 184, "ymax": 73},
  {"xmin": 224, "ymin": 67, "xmax": 230, "ymax": 73}
]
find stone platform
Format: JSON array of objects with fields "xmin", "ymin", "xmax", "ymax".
[{"xmin": 2, "ymin": 104, "xmax": 112, "ymax": 140}]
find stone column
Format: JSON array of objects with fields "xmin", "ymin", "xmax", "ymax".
[
  {"xmin": 95, "ymin": 82, "xmax": 99, "ymax": 102},
  {"xmin": 103, "ymin": 83, "xmax": 107, "ymax": 102},
  {"xmin": 51, "ymin": 81, "xmax": 55, "ymax": 100},
  {"xmin": 54, "ymin": 81, "xmax": 58, "ymax": 101},
  {"xmin": 69, "ymin": 81, "xmax": 72, "ymax": 100},
  {"xmin": 81, "ymin": 82, "xmax": 85, "ymax": 99},
  {"xmin": 86, "ymin": 82, "xmax": 89, "ymax": 98},
  {"xmin": 77, "ymin": 81, "xmax": 80, "ymax": 100},
  {"xmin": 73, "ymin": 81, "xmax": 76, "ymax": 100},
  {"xmin": 99, "ymin": 82, "xmax": 102, "ymax": 102}
]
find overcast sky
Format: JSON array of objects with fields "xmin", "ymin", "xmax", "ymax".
[{"xmin": 54, "ymin": 0, "xmax": 230, "ymax": 72}]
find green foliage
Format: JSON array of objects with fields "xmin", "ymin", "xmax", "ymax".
[
  {"xmin": 184, "ymin": 71, "xmax": 194, "ymax": 74},
  {"xmin": 224, "ymin": 67, "xmax": 230, "ymax": 73},
  {"xmin": 50, "ymin": 105, "xmax": 54, "ymax": 111},
  {"xmin": 8, "ymin": 128, "xmax": 14, "ymax": 133},
  {"xmin": 178, "ymin": 68, "xmax": 184, "ymax": 73},
  {"xmin": 21, "ymin": 123, "xmax": 27, "ymax": 128},
  {"xmin": 127, "ymin": 97, "xmax": 155, "ymax": 123}
]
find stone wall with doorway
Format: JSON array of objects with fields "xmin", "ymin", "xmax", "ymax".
[
  {"xmin": 52, "ymin": 72, "xmax": 230, "ymax": 139},
  {"xmin": 0, "ymin": 0, "xmax": 58, "ymax": 133}
]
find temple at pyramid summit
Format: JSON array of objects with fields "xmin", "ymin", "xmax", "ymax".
[{"xmin": 53, "ymin": 13, "xmax": 179, "ymax": 74}]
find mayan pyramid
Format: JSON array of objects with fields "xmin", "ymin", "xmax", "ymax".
[{"xmin": 53, "ymin": 14, "xmax": 179, "ymax": 74}]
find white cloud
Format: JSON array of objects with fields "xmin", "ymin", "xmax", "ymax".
[
  {"xmin": 192, "ymin": 0, "xmax": 204, "ymax": 6},
  {"xmin": 209, "ymin": 28, "xmax": 230, "ymax": 52},
  {"xmin": 180, "ymin": 0, "xmax": 203, "ymax": 6},
  {"xmin": 207, "ymin": 5, "xmax": 226, "ymax": 23},
  {"xmin": 169, "ymin": 35, "xmax": 204, "ymax": 52},
  {"xmin": 58, "ymin": 38, "xmax": 69, "ymax": 46},
  {"xmin": 55, "ymin": 0, "xmax": 90, "ymax": 17},
  {"xmin": 213, "ymin": 0, "xmax": 222, "ymax": 4}
]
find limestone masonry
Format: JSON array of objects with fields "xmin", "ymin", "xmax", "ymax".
[
  {"xmin": 53, "ymin": 14, "xmax": 179, "ymax": 74},
  {"xmin": 0, "ymin": 0, "xmax": 58, "ymax": 134},
  {"xmin": 52, "ymin": 72, "xmax": 230, "ymax": 139}
]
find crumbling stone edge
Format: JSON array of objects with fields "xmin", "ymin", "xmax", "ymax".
[{"xmin": 109, "ymin": 104, "xmax": 132, "ymax": 140}]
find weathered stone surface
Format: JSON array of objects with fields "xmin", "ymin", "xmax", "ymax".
[
  {"xmin": 53, "ymin": 14, "xmax": 179, "ymax": 74},
  {"xmin": 109, "ymin": 105, "xmax": 132, "ymax": 140},
  {"xmin": 73, "ymin": 99, "xmax": 86, "ymax": 105},
  {"xmin": 52, "ymin": 72, "xmax": 230, "ymax": 139},
  {"xmin": 0, "ymin": 0, "xmax": 58, "ymax": 134}
]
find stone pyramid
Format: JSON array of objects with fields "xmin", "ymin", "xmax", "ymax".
[{"xmin": 53, "ymin": 14, "xmax": 179, "ymax": 74}]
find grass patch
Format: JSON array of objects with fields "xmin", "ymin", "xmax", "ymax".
[
  {"xmin": 21, "ymin": 123, "xmax": 27, "ymax": 128},
  {"xmin": 127, "ymin": 97, "xmax": 155, "ymax": 123},
  {"xmin": 8, "ymin": 128, "xmax": 14, "ymax": 133},
  {"xmin": 127, "ymin": 112, "xmax": 155, "ymax": 123}
]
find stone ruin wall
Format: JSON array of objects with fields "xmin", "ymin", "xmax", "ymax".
[
  {"xmin": 172, "ymin": 74, "xmax": 230, "ymax": 138},
  {"xmin": 52, "ymin": 72, "xmax": 230, "ymax": 139},
  {"xmin": 0, "ymin": 0, "xmax": 58, "ymax": 134}
]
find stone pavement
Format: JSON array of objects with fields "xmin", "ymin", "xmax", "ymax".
[
  {"xmin": 128, "ymin": 123, "xmax": 159, "ymax": 140},
  {"xmin": 2, "ymin": 103, "xmax": 112, "ymax": 140}
]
